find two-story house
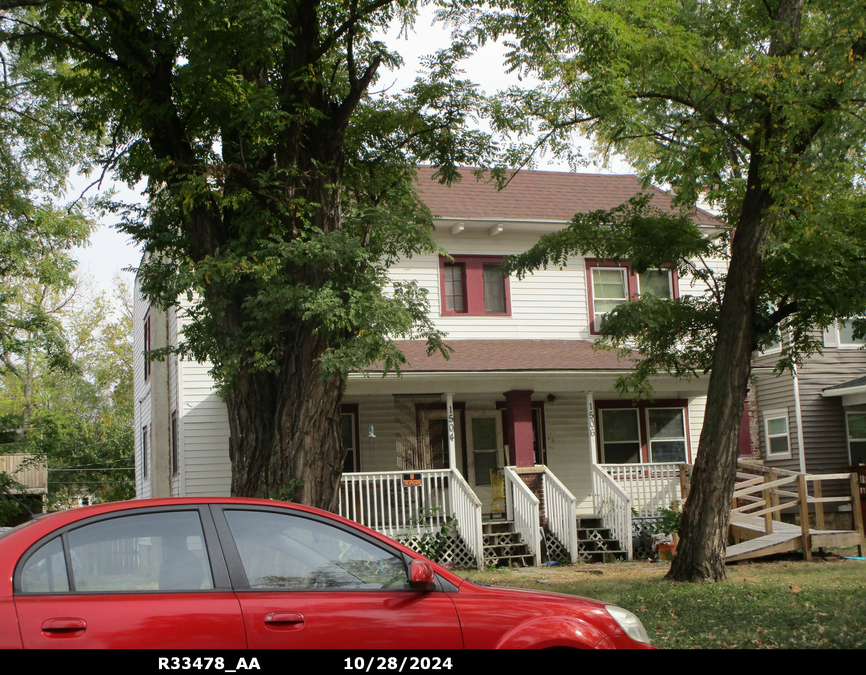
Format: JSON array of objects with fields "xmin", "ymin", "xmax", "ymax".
[{"xmin": 133, "ymin": 167, "xmax": 724, "ymax": 567}]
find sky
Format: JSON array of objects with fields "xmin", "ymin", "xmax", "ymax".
[{"xmin": 71, "ymin": 8, "xmax": 631, "ymax": 295}]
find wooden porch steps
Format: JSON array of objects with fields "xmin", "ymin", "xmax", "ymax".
[
  {"xmin": 482, "ymin": 520, "xmax": 535, "ymax": 567},
  {"xmin": 576, "ymin": 517, "xmax": 627, "ymax": 563}
]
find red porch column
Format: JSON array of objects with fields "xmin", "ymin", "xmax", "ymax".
[{"xmin": 504, "ymin": 390, "xmax": 535, "ymax": 467}]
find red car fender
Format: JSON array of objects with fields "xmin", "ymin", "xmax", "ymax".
[{"xmin": 493, "ymin": 615, "xmax": 610, "ymax": 649}]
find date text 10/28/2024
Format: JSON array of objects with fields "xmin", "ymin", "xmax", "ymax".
[{"xmin": 156, "ymin": 657, "xmax": 455, "ymax": 672}]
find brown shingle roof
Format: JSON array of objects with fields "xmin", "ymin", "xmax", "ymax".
[
  {"xmin": 367, "ymin": 340, "xmax": 634, "ymax": 372},
  {"xmin": 415, "ymin": 166, "xmax": 720, "ymax": 228}
]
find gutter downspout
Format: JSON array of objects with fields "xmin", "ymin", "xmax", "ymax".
[{"xmin": 792, "ymin": 363, "xmax": 806, "ymax": 474}]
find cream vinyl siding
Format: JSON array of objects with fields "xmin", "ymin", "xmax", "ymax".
[
  {"xmin": 543, "ymin": 394, "xmax": 594, "ymax": 514},
  {"xmin": 175, "ymin": 302, "xmax": 232, "ymax": 496},
  {"xmin": 168, "ymin": 308, "xmax": 180, "ymax": 496},
  {"xmin": 133, "ymin": 276, "xmax": 152, "ymax": 498},
  {"xmin": 688, "ymin": 397, "xmax": 706, "ymax": 460},
  {"xmin": 388, "ymin": 230, "xmax": 722, "ymax": 341},
  {"xmin": 388, "ymin": 231, "xmax": 591, "ymax": 340}
]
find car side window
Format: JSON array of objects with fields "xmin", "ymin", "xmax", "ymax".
[
  {"xmin": 20, "ymin": 537, "xmax": 70, "ymax": 593},
  {"xmin": 66, "ymin": 511, "xmax": 214, "ymax": 592},
  {"xmin": 223, "ymin": 510, "xmax": 410, "ymax": 591}
]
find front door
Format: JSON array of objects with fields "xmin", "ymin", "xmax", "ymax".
[
  {"xmin": 466, "ymin": 412, "xmax": 504, "ymax": 516},
  {"xmin": 419, "ymin": 409, "xmax": 463, "ymax": 470}
]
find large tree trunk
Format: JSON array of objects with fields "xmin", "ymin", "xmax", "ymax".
[
  {"xmin": 667, "ymin": 0, "xmax": 804, "ymax": 583},
  {"xmin": 667, "ymin": 171, "xmax": 771, "ymax": 581},
  {"xmin": 224, "ymin": 327, "xmax": 346, "ymax": 511}
]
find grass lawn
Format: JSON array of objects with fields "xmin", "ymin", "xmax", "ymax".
[{"xmin": 460, "ymin": 552, "xmax": 866, "ymax": 649}]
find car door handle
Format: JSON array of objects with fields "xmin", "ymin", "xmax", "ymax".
[
  {"xmin": 42, "ymin": 618, "xmax": 87, "ymax": 633},
  {"xmin": 265, "ymin": 612, "xmax": 304, "ymax": 624},
  {"xmin": 264, "ymin": 612, "xmax": 305, "ymax": 626}
]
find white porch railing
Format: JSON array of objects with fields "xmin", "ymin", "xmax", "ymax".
[
  {"xmin": 591, "ymin": 464, "xmax": 634, "ymax": 560},
  {"xmin": 599, "ymin": 462, "xmax": 683, "ymax": 517},
  {"xmin": 337, "ymin": 468, "xmax": 483, "ymax": 569},
  {"xmin": 542, "ymin": 467, "xmax": 578, "ymax": 563},
  {"xmin": 504, "ymin": 467, "xmax": 541, "ymax": 566},
  {"xmin": 446, "ymin": 470, "xmax": 484, "ymax": 567}
]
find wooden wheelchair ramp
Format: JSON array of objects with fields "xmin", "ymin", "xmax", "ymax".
[
  {"xmin": 727, "ymin": 518, "xmax": 862, "ymax": 562},
  {"xmin": 724, "ymin": 461, "xmax": 865, "ymax": 564}
]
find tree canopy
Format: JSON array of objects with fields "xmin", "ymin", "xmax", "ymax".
[
  {"xmin": 1, "ymin": 0, "xmax": 499, "ymax": 507},
  {"xmin": 460, "ymin": 0, "xmax": 866, "ymax": 580}
]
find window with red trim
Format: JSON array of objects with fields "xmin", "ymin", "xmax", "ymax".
[
  {"xmin": 439, "ymin": 255, "xmax": 511, "ymax": 316},
  {"xmin": 595, "ymin": 400, "xmax": 690, "ymax": 464},
  {"xmin": 586, "ymin": 259, "xmax": 679, "ymax": 334}
]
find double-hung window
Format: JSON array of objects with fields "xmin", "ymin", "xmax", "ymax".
[
  {"xmin": 646, "ymin": 408, "xmax": 688, "ymax": 462},
  {"xmin": 763, "ymin": 410, "xmax": 791, "ymax": 459},
  {"xmin": 847, "ymin": 412, "xmax": 866, "ymax": 465},
  {"xmin": 439, "ymin": 256, "xmax": 510, "ymax": 316},
  {"xmin": 838, "ymin": 319, "xmax": 866, "ymax": 347},
  {"xmin": 586, "ymin": 260, "xmax": 676, "ymax": 333},
  {"xmin": 591, "ymin": 268, "xmax": 629, "ymax": 332},
  {"xmin": 597, "ymin": 401, "xmax": 690, "ymax": 464}
]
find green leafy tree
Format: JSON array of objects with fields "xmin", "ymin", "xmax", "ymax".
[
  {"xmin": 0, "ymin": 278, "xmax": 134, "ymax": 516},
  {"xmin": 2, "ymin": 1, "xmax": 497, "ymax": 508},
  {"xmin": 464, "ymin": 0, "xmax": 866, "ymax": 580},
  {"xmin": 0, "ymin": 39, "xmax": 98, "ymax": 519}
]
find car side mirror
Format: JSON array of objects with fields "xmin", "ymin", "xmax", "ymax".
[{"xmin": 408, "ymin": 560, "xmax": 436, "ymax": 592}]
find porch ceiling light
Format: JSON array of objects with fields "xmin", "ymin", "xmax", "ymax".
[
  {"xmin": 489, "ymin": 224, "xmax": 504, "ymax": 236},
  {"xmin": 450, "ymin": 223, "xmax": 465, "ymax": 235}
]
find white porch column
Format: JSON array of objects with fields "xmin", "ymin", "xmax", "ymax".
[
  {"xmin": 586, "ymin": 392, "xmax": 597, "ymax": 465},
  {"xmin": 446, "ymin": 392, "xmax": 456, "ymax": 470}
]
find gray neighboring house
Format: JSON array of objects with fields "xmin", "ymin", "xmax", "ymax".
[{"xmin": 751, "ymin": 322, "xmax": 866, "ymax": 489}]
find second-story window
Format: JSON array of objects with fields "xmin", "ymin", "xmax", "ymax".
[
  {"xmin": 838, "ymin": 318, "xmax": 866, "ymax": 347},
  {"xmin": 443, "ymin": 263, "xmax": 466, "ymax": 312},
  {"xmin": 587, "ymin": 259, "xmax": 677, "ymax": 333},
  {"xmin": 591, "ymin": 268, "xmax": 629, "ymax": 331},
  {"xmin": 439, "ymin": 255, "xmax": 511, "ymax": 316},
  {"xmin": 483, "ymin": 264, "xmax": 506, "ymax": 313}
]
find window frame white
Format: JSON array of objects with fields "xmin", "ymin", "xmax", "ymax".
[
  {"xmin": 636, "ymin": 269, "xmax": 674, "ymax": 299},
  {"xmin": 763, "ymin": 409, "xmax": 792, "ymax": 459},
  {"xmin": 590, "ymin": 267, "xmax": 629, "ymax": 333},
  {"xmin": 836, "ymin": 318, "xmax": 866, "ymax": 349},
  {"xmin": 645, "ymin": 407, "xmax": 688, "ymax": 463},
  {"xmin": 598, "ymin": 408, "xmax": 642, "ymax": 464},
  {"xmin": 846, "ymin": 411, "xmax": 866, "ymax": 466}
]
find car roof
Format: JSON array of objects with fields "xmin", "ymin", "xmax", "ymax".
[{"xmin": 0, "ymin": 497, "xmax": 468, "ymax": 589}]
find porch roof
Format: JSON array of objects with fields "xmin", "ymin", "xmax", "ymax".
[
  {"xmin": 416, "ymin": 166, "xmax": 721, "ymax": 228},
  {"xmin": 366, "ymin": 339, "xmax": 634, "ymax": 373}
]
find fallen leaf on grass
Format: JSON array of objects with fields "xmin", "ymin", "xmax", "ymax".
[{"xmin": 789, "ymin": 585, "xmax": 803, "ymax": 593}]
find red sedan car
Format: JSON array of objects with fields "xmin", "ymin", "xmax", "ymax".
[{"xmin": 0, "ymin": 497, "xmax": 652, "ymax": 649}]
